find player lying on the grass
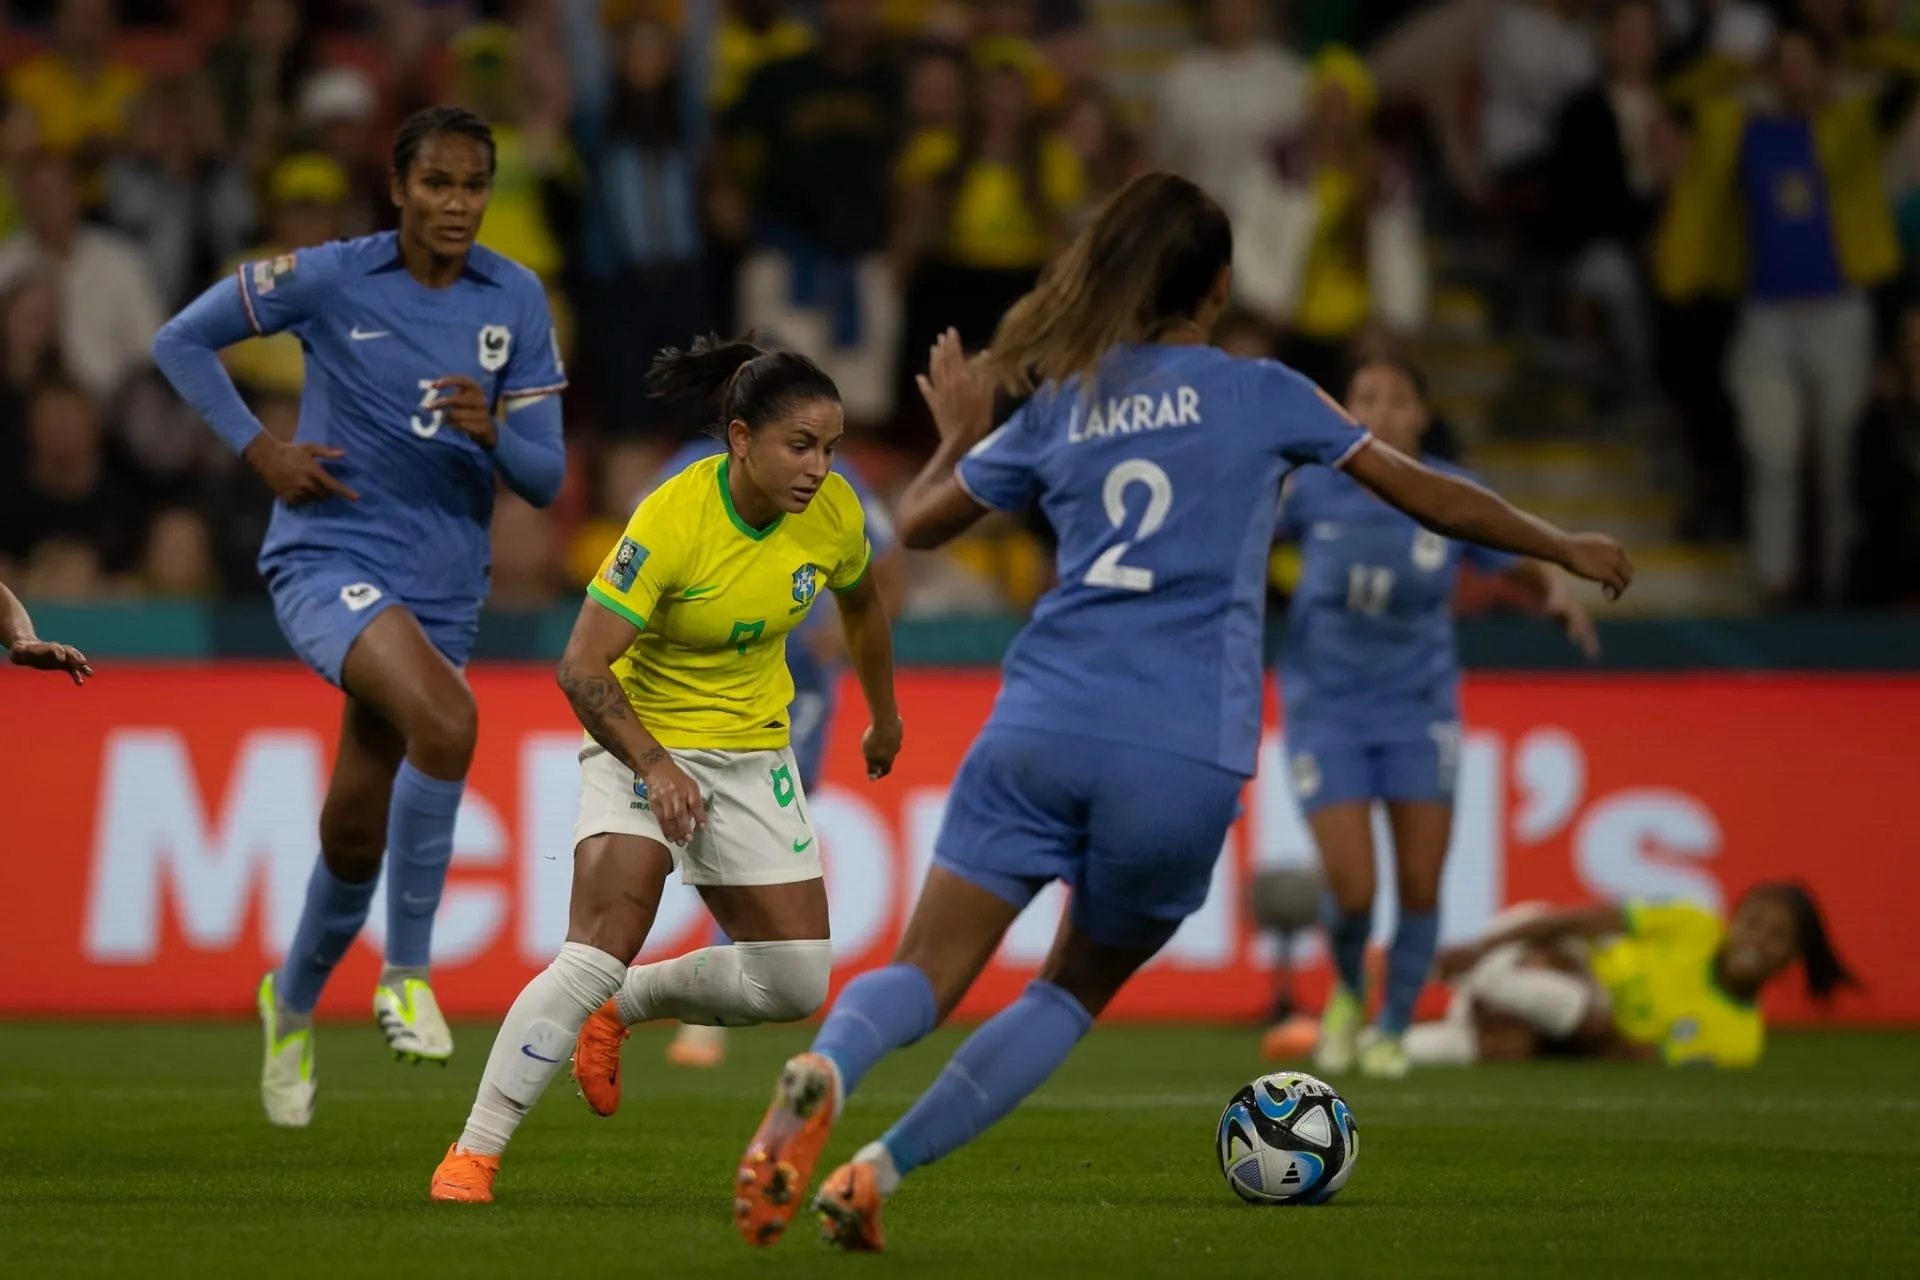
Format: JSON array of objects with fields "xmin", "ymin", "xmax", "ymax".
[
  {"xmin": 719, "ymin": 172, "xmax": 1633, "ymax": 1253},
  {"xmin": 430, "ymin": 337, "xmax": 903, "ymax": 1204},
  {"xmin": 2, "ymin": 581, "xmax": 92, "ymax": 683},
  {"xmin": 634, "ymin": 437, "xmax": 903, "ymax": 1072},
  {"xmin": 1279, "ymin": 358, "xmax": 1599, "ymax": 1082},
  {"xmin": 1404, "ymin": 884, "xmax": 1856, "ymax": 1068},
  {"xmin": 154, "ymin": 106, "xmax": 567, "ymax": 1126}
]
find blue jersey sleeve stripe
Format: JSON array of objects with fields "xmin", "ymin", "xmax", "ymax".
[
  {"xmin": 235, "ymin": 265, "xmax": 262, "ymax": 335},
  {"xmin": 1332, "ymin": 432, "xmax": 1374, "ymax": 470},
  {"xmin": 952, "ymin": 461, "xmax": 1007, "ymax": 511}
]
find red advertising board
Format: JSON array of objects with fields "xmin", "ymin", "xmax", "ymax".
[{"xmin": 0, "ymin": 666, "xmax": 1909, "ymax": 1023}]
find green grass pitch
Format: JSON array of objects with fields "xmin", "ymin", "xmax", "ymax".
[{"xmin": 1, "ymin": 1021, "xmax": 1916, "ymax": 1278}]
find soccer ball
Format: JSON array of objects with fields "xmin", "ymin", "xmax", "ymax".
[{"xmin": 1216, "ymin": 1071, "xmax": 1358, "ymax": 1205}]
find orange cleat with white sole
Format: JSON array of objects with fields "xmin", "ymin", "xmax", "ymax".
[
  {"xmin": 814, "ymin": 1160, "xmax": 886, "ymax": 1252},
  {"xmin": 571, "ymin": 999, "xmax": 628, "ymax": 1117},
  {"xmin": 429, "ymin": 1144, "xmax": 500, "ymax": 1203},
  {"xmin": 1260, "ymin": 1014, "xmax": 1320, "ymax": 1062},
  {"xmin": 733, "ymin": 1052, "xmax": 840, "ymax": 1247}
]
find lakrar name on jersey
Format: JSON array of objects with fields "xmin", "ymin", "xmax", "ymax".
[{"xmin": 1067, "ymin": 386, "xmax": 1203, "ymax": 443}]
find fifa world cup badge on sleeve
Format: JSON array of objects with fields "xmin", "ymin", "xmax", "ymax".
[
  {"xmin": 478, "ymin": 324, "xmax": 511, "ymax": 372},
  {"xmin": 605, "ymin": 538, "xmax": 648, "ymax": 592},
  {"xmin": 251, "ymin": 253, "xmax": 297, "ymax": 295}
]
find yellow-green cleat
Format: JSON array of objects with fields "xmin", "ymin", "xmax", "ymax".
[
  {"xmin": 373, "ymin": 975, "xmax": 453, "ymax": 1065},
  {"xmin": 257, "ymin": 972, "xmax": 316, "ymax": 1128},
  {"xmin": 1314, "ymin": 985, "xmax": 1365, "ymax": 1076},
  {"xmin": 1358, "ymin": 1028, "xmax": 1411, "ymax": 1080}
]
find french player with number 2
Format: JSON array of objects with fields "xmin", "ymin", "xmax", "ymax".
[
  {"xmin": 1277, "ymin": 358, "xmax": 1600, "ymax": 1081},
  {"xmin": 152, "ymin": 107, "xmax": 567, "ymax": 1128},
  {"xmin": 722, "ymin": 173, "xmax": 1635, "ymax": 1253}
]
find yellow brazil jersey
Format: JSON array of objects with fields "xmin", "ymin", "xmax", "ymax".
[
  {"xmin": 897, "ymin": 128, "xmax": 1086, "ymax": 270},
  {"xmin": 586, "ymin": 454, "xmax": 871, "ymax": 750},
  {"xmin": 1588, "ymin": 901, "xmax": 1765, "ymax": 1068}
]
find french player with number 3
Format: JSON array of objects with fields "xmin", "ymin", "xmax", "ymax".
[
  {"xmin": 152, "ymin": 108, "xmax": 567, "ymax": 1128},
  {"xmin": 723, "ymin": 174, "xmax": 1635, "ymax": 1253}
]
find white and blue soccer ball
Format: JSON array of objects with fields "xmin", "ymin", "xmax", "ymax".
[{"xmin": 1216, "ymin": 1071, "xmax": 1358, "ymax": 1205}]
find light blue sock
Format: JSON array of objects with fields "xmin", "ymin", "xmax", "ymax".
[
  {"xmin": 810, "ymin": 963, "xmax": 937, "ymax": 1096},
  {"xmin": 880, "ymin": 980, "xmax": 1092, "ymax": 1178},
  {"xmin": 1323, "ymin": 897, "xmax": 1371, "ymax": 997},
  {"xmin": 277, "ymin": 857, "xmax": 379, "ymax": 1013},
  {"xmin": 383, "ymin": 762, "xmax": 466, "ymax": 969},
  {"xmin": 1380, "ymin": 910, "xmax": 1439, "ymax": 1035},
  {"xmin": 708, "ymin": 919, "xmax": 731, "ymax": 948}
]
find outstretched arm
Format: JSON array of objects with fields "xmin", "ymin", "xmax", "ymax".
[
  {"xmin": 2, "ymin": 581, "xmax": 92, "ymax": 684},
  {"xmin": 832, "ymin": 569, "xmax": 903, "ymax": 779},
  {"xmin": 896, "ymin": 328, "xmax": 1003, "ymax": 550},
  {"xmin": 1344, "ymin": 441, "xmax": 1634, "ymax": 599},
  {"xmin": 1435, "ymin": 904, "xmax": 1627, "ymax": 981}
]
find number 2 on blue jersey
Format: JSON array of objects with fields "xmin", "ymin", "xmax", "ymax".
[{"xmin": 1084, "ymin": 459, "xmax": 1174, "ymax": 593}]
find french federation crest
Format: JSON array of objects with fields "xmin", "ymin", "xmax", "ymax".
[
  {"xmin": 1411, "ymin": 528, "xmax": 1448, "ymax": 572},
  {"xmin": 791, "ymin": 563, "xmax": 819, "ymax": 607},
  {"xmin": 479, "ymin": 324, "xmax": 511, "ymax": 372}
]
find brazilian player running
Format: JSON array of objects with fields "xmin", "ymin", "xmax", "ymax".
[
  {"xmin": 153, "ymin": 107, "xmax": 567, "ymax": 1127},
  {"xmin": 1410, "ymin": 884, "xmax": 1856, "ymax": 1067},
  {"xmin": 1279, "ymin": 358, "xmax": 1598, "ymax": 1080},
  {"xmin": 430, "ymin": 338, "xmax": 902, "ymax": 1204},
  {"xmin": 2, "ymin": 581, "xmax": 91, "ymax": 683},
  {"xmin": 726, "ymin": 173, "xmax": 1633, "ymax": 1252}
]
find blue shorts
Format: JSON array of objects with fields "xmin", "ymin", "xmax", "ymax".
[
  {"xmin": 1284, "ymin": 724, "xmax": 1460, "ymax": 816},
  {"xmin": 264, "ymin": 556, "xmax": 481, "ymax": 688},
  {"xmin": 933, "ymin": 725, "xmax": 1245, "ymax": 951}
]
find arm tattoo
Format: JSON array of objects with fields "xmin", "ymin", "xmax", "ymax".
[{"xmin": 558, "ymin": 661, "xmax": 644, "ymax": 773}]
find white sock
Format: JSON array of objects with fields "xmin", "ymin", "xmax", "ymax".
[
  {"xmin": 458, "ymin": 942, "xmax": 627, "ymax": 1156},
  {"xmin": 614, "ymin": 939, "xmax": 832, "ymax": 1028},
  {"xmin": 852, "ymin": 1140, "xmax": 901, "ymax": 1197},
  {"xmin": 1404, "ymin": 1019, "xmax": 1478, "ymax": 1065},
  {"xmin": 1469, "ymin": 966, "xmax": 1592, "ymax": 1039}
]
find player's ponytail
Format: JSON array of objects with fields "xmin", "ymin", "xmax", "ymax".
[
  {"xmin": 1750, "ymin": 881, "xmax": 1859, "ymax": 1001},
  {"xmin": 981, "ymin": 171, "xmax": 1232, "ymax": 394},
  {"xmin": 647, "ymin": 333, "xmax": 840, "ymax": 440}
]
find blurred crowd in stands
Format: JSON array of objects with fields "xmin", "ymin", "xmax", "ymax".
[{"xmin": 2, "ymin": 0, "xmax": 1920, "ymax": 614}]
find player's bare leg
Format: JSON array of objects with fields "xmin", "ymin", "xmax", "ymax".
[
  {"xmin": 342, "ymin": 611, "xmax": 478, "ymax": 1066},
  {"xmin": 1307, "ymin": 802, "xmax": 1377, "ymax": 1075},
  {"xmin": 1359, "ymin": 800, "xmax": 1452, "ymax": 1079}
]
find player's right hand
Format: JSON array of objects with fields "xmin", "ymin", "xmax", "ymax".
[
  {"xmin": 1559, "ymin": 533, "xmax": 1633, "ymax": 602},
  {"xmin": 8, "ymin": 638, "xmax": 92, "ymax": 685},
  {"xmin": 641, "ymin": 755, "xmax": 706, "ymax": 845},
  {"xmin": 916, "ymin": 327, "xmax": 994, "ymax": 449},
  {"xmin": 245, "ymin": 436, "xmax": 359, "ymax": 505}
]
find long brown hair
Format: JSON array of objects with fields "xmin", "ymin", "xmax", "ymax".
[{"xmin": 980, "ymin": 171, "xmax": 1231, "ymax": 394}]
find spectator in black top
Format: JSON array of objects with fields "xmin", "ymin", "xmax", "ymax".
[{"xmin": 0, "ymin": 379, "xmax": 144, "ymax": 580}]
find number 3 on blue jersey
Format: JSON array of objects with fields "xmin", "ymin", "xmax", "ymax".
[
  {"xmin": 1085, "ymin": 459, "xmax": 1173, "ymax": 592},
  {"xmin": 412, "ymin": 380, "xmax": 444, "ymax": 438}
]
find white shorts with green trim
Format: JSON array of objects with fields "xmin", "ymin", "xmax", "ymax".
[{"xmin": 573, "ymin": 743, "xmax": 822, "ymax": 886}]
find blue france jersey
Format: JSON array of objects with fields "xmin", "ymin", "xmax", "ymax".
[
  {"xmin": 1276, "ymin": 459, "xmax": 1517, "ymax": 742},
  {"xmin": 240, "ymin": 234, "xmax": 567, "ymax": 602},
  {"xmin": 957, "ymin": 344, "xmax": 1371, "ymax": 776}
]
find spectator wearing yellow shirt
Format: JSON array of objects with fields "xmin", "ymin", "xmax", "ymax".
[
  {"xmin": 1230, "ymin": 46, "xmax": 1428, "ymax": 392},
  {"xmin": 707, "ymin": 0, "xmax": 816, "ymax": 112},
  {"xmin": 219, "ymin": 153, "xmax": 348, "ymax": 399},
  {"xmin": 891, "ymin": 59, "xmax": 1084, "ymax": 439},
  {"xmin": 7, "ymin": 0, "xmax": 144, "ymax": 180}
]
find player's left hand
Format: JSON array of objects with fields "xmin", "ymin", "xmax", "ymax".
[
  {"xmin": 916, "ymin": 327, "xmax": 994, "ymax": 450},
  {"xmin": 861, "ymin": 713, "xmax": 904, "ymax": 781},
  {"xmin": 429, "ymin": 375, "xmax": 497, "ymax": 449},
  {"xmin": 9, "ymin": 638, "xmax": 92, "ymax": 685},
  {"xmin": 1550, "ymin": 596, "xmax": 1600, "ymax": 660}
]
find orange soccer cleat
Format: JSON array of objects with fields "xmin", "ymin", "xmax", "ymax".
[
  {"xmin": 733, "ymin": 1052, "xmax": 841, "ymax": 1247},
  {"xmin": 429, "ymin": 1144, "xmax": 500, "ymax": 1203},
  {"xmin": 813, "ymin": 1160, "xmax": 887, "ymax": 1253},
  {"xmin": 571, "ymin": 999, "xmax": 629, "ymax": 1117}
]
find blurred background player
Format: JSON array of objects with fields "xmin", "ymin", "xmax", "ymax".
[
  {"xmin": 2, "ymin": 579, "xmax": 91, "ymax": 683},
  {"xmin": 152, "ymin": 107, "xmax": 567, "ymax": 1128},
  {"xmin": 431, "ymin": 338, "xmax": 902, "ymax": 1204},
  {"xmin": 1276, "ymin": 357, "xmax": 1599, "ymax": 1081},
  {"xmin": 727, "ymin": 173, "xmax": 1634, "ymax": 1252},
  {"xmin": 1409, "ymin": 884, "xmax": 1856, "ymax": 1068},
  {"xmin": 639, "ymin": 428, "xmax": 903, "ymax": 1070}
]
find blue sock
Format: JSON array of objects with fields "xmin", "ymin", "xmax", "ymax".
[
  {"xmin": 1324, "ymin": 898, "xmax": 1371, "ymax": 997},
  {"xmin": 880, "ymin": 980, "xmax": 1093, "ymax": 1178},
  {"xmin": 810, "ymin": 963, "xmax": 937, "ymax": 1096},
  {"xmin": 1380, "ymin": 910, "xmax": 1439, "ymax": 1035},
  {"xmin": 383, "ymin": 762, "xmax": 466, "ymax": 969},
  {"xmin": 277, "ymin": 857, "xmax": 379, "ymax": 1013},
  {"xmin": 708, "ymin": 919, "xmax": 731, "ymax": 948}
]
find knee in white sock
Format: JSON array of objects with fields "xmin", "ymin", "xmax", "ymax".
[
  {"xmin": 550, "ymin": 940, "xmax": 628, "ymax": 1014},
  {"xmin": 735, "ymin": 938, "xmax": 832, "ymax": 1023}
]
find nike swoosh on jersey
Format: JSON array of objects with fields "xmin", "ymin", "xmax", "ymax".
[
  {"xmin": 681, "ymin": 585, "xmax": 721, "ymax": 599},
  {"xmin": 350, "ymin": 326, "xmax": 391, "ymax": 341},
  {"xmin": 791, "ymin": 836, "xmax": 814, "ymax": 853}
]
